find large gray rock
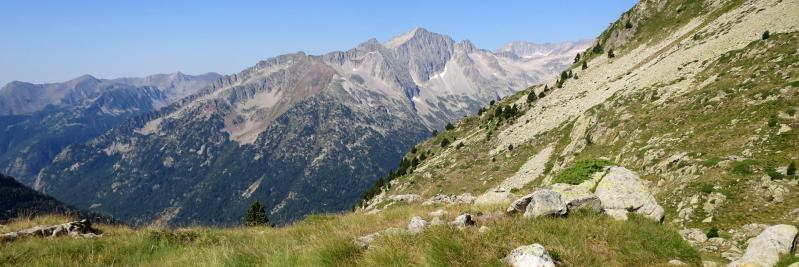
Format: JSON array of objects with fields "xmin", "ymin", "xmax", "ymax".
[
  {"xmin": 550, "ymin": 183, "xmax": 602, "ymax": 212},
  {"xmin": 594, "ymin": 167, "xmax": 664, "ymax": 222},
  {"xmin": 729, "ymin": 224, "xmax": 798, "ymax": 267},
  {"xmin": 388, "ymin": 194, "xmax": 421, "ymax": 203},
  {"xmin": 504, "ymin": 243, "xmax": 557, "ymax": 267},
  {"xmin": 408, "ymin": 216, "xmax": 429, "ymax": 234},
  {"xmin": 1, "ymin": 219, "xmax": 101, "ymax": 242},
  {"xmin": 508, "ymin": 193, "xmax": 536, "ymax": 214},
  {"xmin": 523, "ymin": 189, "xmax": 567, "ymax": 218}
]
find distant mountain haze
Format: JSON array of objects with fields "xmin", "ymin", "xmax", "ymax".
[{"xmin": 18, "ymin": 28, "xmax": 587, "ymax": 226}]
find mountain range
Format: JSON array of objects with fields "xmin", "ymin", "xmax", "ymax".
[{"xmin": 17, "ymin": 28, "xmax": 589, "ymax": 226}]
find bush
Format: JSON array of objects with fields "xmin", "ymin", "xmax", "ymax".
[
  {"xmin": 440, "ymin": 138, "xmax": 450, "ymax": 148},
  {"xmin": 788, "ymin": 162, "xmax": 797, "ymax": 176},
  {"xmin": 431, "ymin": 129, "xmax": 438, "ymax": 137},
  {"xmin": 731, "ymin": 160, "xmax": 756, "ymax": 175},
  {"xmin": 625, "ymin": 20, "xmax": 633, "ymax": 29},
  {"xmin": 701, "ymin": 157, "xmax": 721, "ymax": 167},
  {"xmin": 455, "ymin": 142, "xmax": 464, "ymax": 150},
  {"xmin": 706, "ymin": 227, "xmax": 719, "ymax": 238},
  {"xmin": 508, "ymin": 144, "xmax": 514, "ymax": 151},
  {"xmin": 768, "ymin": 116, "xmax": 778, "ymax": 127},
  {"xmin": 767, "ymin": 167, "xmax": 784, "ymax": 180},
  {"xmin": 608, "ymin": 48, "xmax": 615, "ymax": 58},
  {"xmin": 762, "ymin": 30, "xmax": 770, "ymax": 40},
  {"xmin": 445, "ymin": 123, "xmax": 455, "ymax": 131},
  {"xmin": 700, "ymin": 184, "xmax": 714, "ymax": 194},
  {"xmin": 582, "ymin": 61, "xmax": 588, "ymax": 70},
  {"xmin": 553, "ymin": 160, "xmax": 613, "ymax": 185}
]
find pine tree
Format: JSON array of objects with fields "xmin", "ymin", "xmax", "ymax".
[
  {"xmin": 445, "ymin": 123, "xmax": 455, "ymax": 130},
  {"xmin": 574, "ymin": 53, "xmax": 581, "ymax": 63},
  {"xmin": 582, "ymin": 61, "xmax": 588, "ymax": 70},
  {"xmin": 526, "ymin": 91, "xmax": 538, "ymax": 103},
  {"xmin": 431, "ymin": 129, "xmax": 438, "ymax": 137},
  {"xmin": 625, "ymin": 20, "xmax": 633, "ymax": 29},
  {"xmin": 440, "ymin": 138, "xmax": 450, "ymax": 148},
  {"xmin": 762, "ymin": 30, "xmax": 770, "ymax": 40},
  {"xmin": 246, "ymin": 201, "xmax": 269, "ymax": 226},
  {"xmin": 608, "ymin": 48, "xmax": 615, "ymax": 58},
  {"xmin": 788, "ymin": 162, "xmax": 797, "ymax": 176}
]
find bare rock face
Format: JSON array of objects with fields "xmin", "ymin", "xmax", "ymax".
[
  {"xmin": 594, "ymin": 167, "xmax": 664, "ymax": 222},
  {"xmin": 550, "ymin": 183, "xmax": 602, "ymax": 212},
  {"xmin": 729, "ymin": 224, "xmax": 798, "ymax": 267},
  {"xmin": 1, "ymin": 219, "xmax": 101, "ymax": 242},
  {"xmin": 504, "ymin": 243, "xmax": 557, "ymax": 267}
]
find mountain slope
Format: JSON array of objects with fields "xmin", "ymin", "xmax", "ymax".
[
  {"xmin": 0, "ymin": 173, "xmax": 116, "ymax": 224},
  {"xmin": 0, "ymin": 73, "xmax": 220, "ymax": 182},
  {"xmin": 361, "ymin": 0, "xmax": 799, "ymax": 263},
  {"xmin": 34, "ymin": 29, "xmax": 588, "ymax": 226}
]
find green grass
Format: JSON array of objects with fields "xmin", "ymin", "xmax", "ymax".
[
  {"xmin": 0, "ymin": 208, "xmax": 701, "ymax": 267},
  {"xmin": 552, "ymin": 159, "xmax": 613, "ymax": 185}
]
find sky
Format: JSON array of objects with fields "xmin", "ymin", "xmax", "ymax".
[{"xmin": 0, "ymin": 0, "xmax": 637, "ymax": 86}]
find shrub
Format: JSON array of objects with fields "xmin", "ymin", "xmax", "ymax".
[
  {"xmin": 445, "ymin": 123, "xmax": 455, "ymax": 131},
  {"xmin": 768, "ymin": 116, "xmax": 778, "ymax": 127},
  {"xmin": 731, "ymin": 160, "xmax": 756, "ymax": 175},
  {"xmin": 701, "ymin": 157, "xmax": 721, "ymax": 167},
  {"xmin": 767, "ymin": 167, "xmax": 783, "ymax": 180},
  {"xmin": 489, "ymin": 100, "xmax": 495, "ymax": 106},
  {"xmin": 787, "ymin": 108, "xmax": 796, "ymax": 116},
  {"xmin": 762, "ymin": 30, "xmax": 770, "ymax": 40},
  {"xmin": 625, "ymin": 20, "xmax": 633, "ymax": 29},
  {"xmin": 440, "ymin": 138, "xmax": 450, "ymax": 148},
  {"xmin": 608, "ymin": 48, "xmax": 616, "ymax": 58},
  {"xmin": 574, "ymin": 53, "xmax": 581, "ymax": 63},
  {"xmin": 431, "ymin": 129, "xmax": 438, "ymax": 137},
  {"xmin": 582, "ymin": 61, "xmax": 588, "ymax": 70},
  {"xmin": 553, "ymin": 159, "xmax": 613, "ymax": 185},
  {"xmin": 788, "ymin": 162, "xmax": 797, "ymax": 176},
  {"xmin": 706, "ymin": 227, "xmax": 719, "ymax": 238},
  {"xmin": 508, "ymin": 144, "xmax": 513, "ymax": 151},
  {"xmin": 410, "ymin": 146, "xmax": 417, "ymax": 154},
  {"xmin": 456, "ymin": 142, "xmax": 464, "ymax": 150},
  {"xmin": 700, "ymin": 184, "xmax": 714, "ymax": 194}
]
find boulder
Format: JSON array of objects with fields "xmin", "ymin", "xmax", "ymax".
[
  {"xmin": 408, "ymin": 216, "xmax": 429, "ymax": 234},
  {"xmin": 430, "ymin": 216, "xmax": 445, "ymax": 226},
  {"xmin": 523, "ymin": 189, "xmax": 567, "ymax": 218},
  {"xmin": 504, "ymin": 243, "xmax": 557, "ymax": 267},
  {"xmin": 550, "ymin": 183, "xmax": 602, "ymax": 212},
  {"xmin": 450, "ymin": 213, "xmax": 476, "ymax": 229},
  {"xmin": 508, "ymin": 193, "xmax": 536, "ymax": 214},
  {"xmin": 594, "ymin": 167, "xmax": 664, "ymax": 222},
  {"xmin": 729, "ymin": 224, "xmax": 798, "ymax": 267},
  {"xmin": 680, "ymin": 228, "xmax": 709, "ymax": 245},
  {"xmin": 1, "ymin": 219, "xmax": 101, "ymax": 242}
]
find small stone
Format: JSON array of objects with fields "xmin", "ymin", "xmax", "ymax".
[
  {"xmin": 504, "ymin": 243, "xmax": 556, "ymax": 267},
  {"xmin": 450, "ymin": 213, "xmax": 476, "ymax": 229},
  {"xmin": 408, "ymin": 216, "xmax": 429, "ymax": 234},
  {"xmin": 668, "ymin": 259, "xmax": 687, "ymax": 265}
]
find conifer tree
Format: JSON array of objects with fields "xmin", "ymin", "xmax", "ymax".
[{"xmin": 246, "ymin": 201, "xmax": 269, "ymax": 226}]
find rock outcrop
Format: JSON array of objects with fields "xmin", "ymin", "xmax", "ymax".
[
  {"xmin": 508, "ymin": 166, "xmax": 663, "ymax": 222},
  {"xmin": 1, "ymin": 219, "xmax": 101, "ymax": 242},
  {"xmin": 408, "ymin": 216, "xmax": 429, "ymax": 234}
]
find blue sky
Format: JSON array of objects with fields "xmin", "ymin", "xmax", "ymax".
[{"xmin": 0, "ymin": 0, "xmax": 636, "ymax": 86}]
